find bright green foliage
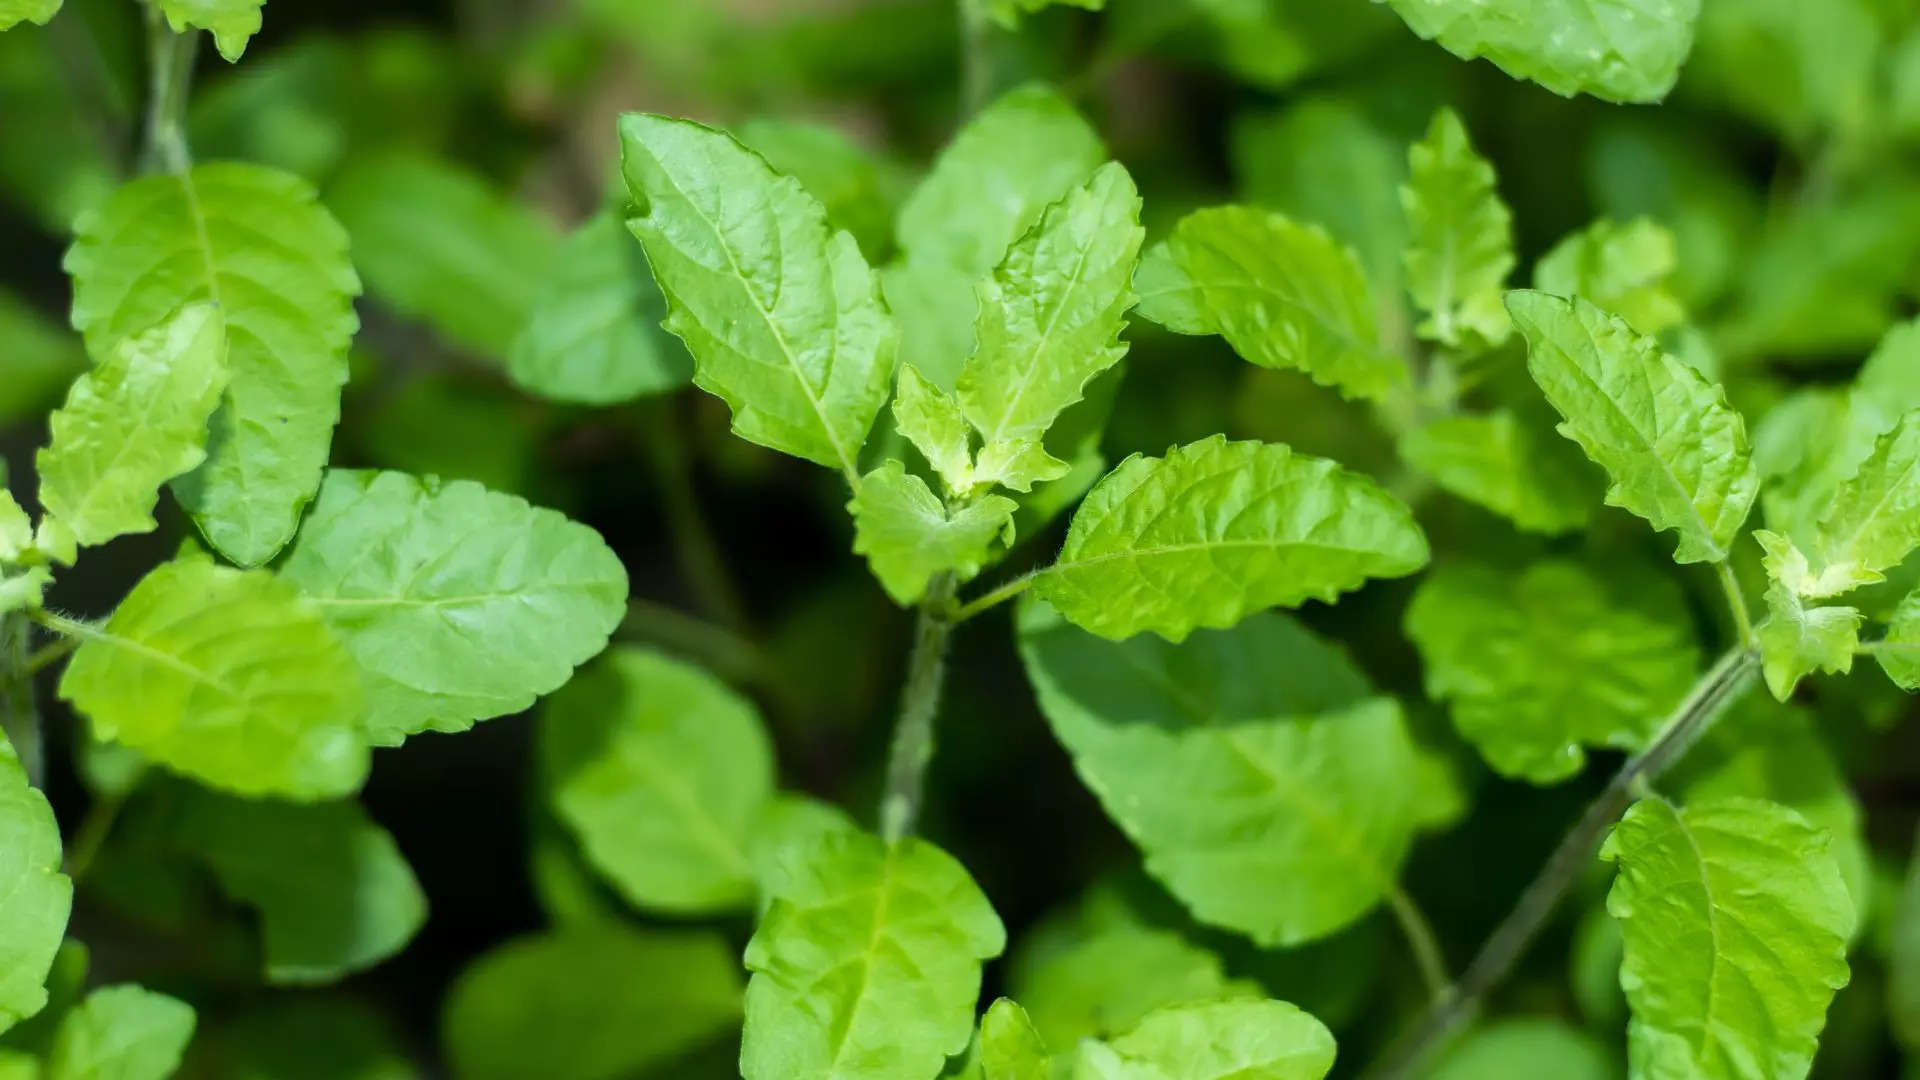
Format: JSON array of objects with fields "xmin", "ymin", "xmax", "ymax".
[
  {"xmin": 0, "ymin": 490, "xmax": 29, "ymax": 561},
  {"xmin": 1405, "ymin": 559, "xmax": 1699, "ymax": 784},
  {"xmin": 1377, "ymin": 0, "xmax": 1702, "ymax": 103},
  {"xmin": 958, "ymin": 162, "xmax": 1142, "ymax": 446},
  {"xmin": 276, "ymin": 469, "xmax": 627, "ymax": 746},
  {"xmin": 620, "ymin": 114, "xmax": 896, "ymax": 478},
  {"xmin": 540, "ymin": 647, "xmax": 773, "ymax": 914},
  {"xmin": 166, "ymin": 788, "xmax": 425, "ymax": 984},
  {"xmin": 1687, "ymin": 0, "xmax": 1879, "ymax": 144},
  {"xmin": 506, "ymin": 213, "xmax": 689, "ymax": 405},
  {"xmin": 1755, "ymin": 531, "xmax": 1863, "ymax": 699},
  {"xmin": 328, "ymin": 154, "xmax": 560, "ymax": 359},
  {"xmin": 742, "ymin": 829, "xmax": 1004, "ymax": 1080},
  {"xmin": 1670, "ymin": 696, "xmax": 1872, "ymax": 926},
  {"xmin": 1534, "ymin": 218, "xmax": 1685, "ymax": 336},
  {"xmin": 1019, "ymin": 602, "xmax": 1429, "ymax": 945},
  {"xmin": 59, "ymin": 557, "xmax": 368, "ymax": 800},
  {"xmin": 1426, "ymin": 1018, "xmax": 1615, "ymax": 1080},
  {"xmin": 1507, "ymin": 290, "xmax": 1757, "ymax": 564},
  {"xmin": 1135, "ymin": 207, "xmax": 1402, "ymax": 402},
  {"xmin": 849, "ymin": 463, "xmax": 1016, "ymax": 605},
  {"xmin": 1081, "ymin": 1000, "xmax": 1336, "ymax": 1080},
  {"xmin": 0, "ymin": 0, "xmax": 57, "ymax": 31},
  {"xmin": 974, "ymin": 0, "xmax": 1100, "ymax": 29},
  {"xmin": 0, "ymin": 291, "xmax": 84, "ymax": 425},
  {"xmin": 0, "ymin": 731, "xmax": 69, "ymax": 1036},
  {"xmin": 158, "ymin": 0, "xmax": 264, "ymax": 61},
  {"xmin": 1602, "ymin": 798, "xmax": 1853, "ymax": 1080},
  {"xmin": 1806, "ymin": 411, "xmax": 1920, "ymax": 596},
  {"xmin": 889, "ymin": 85, "xmax": 1105, "ymax": 391},
  {"xmin": 1009, "ymin": 899, "xmax": 1257, "ymax": 1048},
  {"xmin": 979, "ymin": 1000, "xmax": 1049, "ymax": 1080},
  {"xmin": 1400, "ymin": 108, "xmax": 1513, "ymax": 348},
  {"xmin": 894, "ymin": 365, "xmax": 977, "ymax": 495},
  {"xmin": 441, "ymin": 926, "xmax": 742, "ymax": 1080},
  {"xmin": 1398, "ymin": 412, "xmax": 1594, "ymax": 534},
  {"xmin": 33, "ymin": 304, "xmax": 228, "ymax": 562},
  {"xmin": 65, "ymin": 163, "xmax": 358, "ymax": 567},
  {"xmin": 45, "ymin": 986, "xmax": 195, "ymax": 1080},
  {"xmin": 1875, "ymin": 586, "xmax": 1920, "ymax": 690},
  {"xmin": 0, "ymin": 567, "xmax": 49, "ymax": 617},
  {"xmin": 1037, "ymin": 437, "xmax": 1428, "ymax": 641},
  {"xmin": 896, "ymin": 84, "xmax": 1105, "ymax": 286},
  {"xmin": 738, "ymin": 118, "xmax": 904, "ymax": 261}
]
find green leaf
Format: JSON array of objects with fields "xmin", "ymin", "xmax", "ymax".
[
  {"xmin": 1873, "ymin": 585, "xmax": 1920, "ymax": 690},
  {"xmin": 1601, "ymin": 797, "xmax": 1852, "ymax": 1080},
  {"xmin": 1036, "ymin": 437, "xmax": 1428, "ymax": 641},
  {"xmin": 0, "ymin": 0, "xmax": 59, "ymax": 30},
  {"xmin": 1377, "ymin": 0, "xmax": 1702, "ymax": 103},
  {"xmin": 505, "ymin": 212, "xmax": 690, "ymax": 406},
  {"xmin": 65, "ymin": 163, "xmax": 359, "ymax": 566},
  {"xmin": 0, "ymin": 489, "xmax": 30, "ymax": 562},
  {"xmin": 59, "ymin": 557, "xmax": 368, "ymax": 800},
  {"xmin": 1018, "ymin": 601, "xmax": 1428, "ymax": 945},
  {"xmin": 894, "ymin": 364, "xmax": 977, "ymax": 496},
  {"xmin": 1756, "ymin": 531, "xmax": 1862, "ymax": 699},
  {"xmin": 277, "ymin": 469, "xmax": 628, "ymax": 747},
  {"xmin": 1086, "ymin": 999, "xmax": 1336, "ymax": 1080},
  {"xmin": 157, "ymin": 0, "xmax": 263, "ymax": 61},
  {"xmin": 1687, "ymin": 0, "xmax": 1879, "ymax": 144},
  {"xmin": 885, "ymin": 86, "xmax": 1103, "ymax": 392},
  {"xmin": 188, "ymin": 998, "xmax": 416, "ymax": 1080},
  {"xmin": 1507, "ymin": 290, "xmax": 1757, "ymax": 563},
  {"xmin": 1404, "ymin": 559, "xmax": 1700, "ymax": 784},
  {"xmin": 165, "ymin": 786, "xmax": 426, "ymax": 984},
  {"xmin": 33, "ymin": 304, "xmax": 228, "ymax": 562},
  {"xmin": 1805, "ymin": 411, "xmax": 1920, "ymax": 597},
  {"xmin": 1135, "ymin": 207, "xmax": 1402, "ymax": 402},
  {"xmin": 973, "ymin": 0, "xmax": 1101, "ymax": 29},
  {"xmin": 620, "ymin": 113, "xmax": 896, "ymax": 478},
  {"xmin": 1401, "ymin": 108, "xmax": 1513, "ymax": 348},
  {"xmin": 979, "ymin": 1000, "xmax": 1049, "ymax": 1080},
  {"xmin": 742, "ymin": 829, "xmax": 1005, "ymax": 1080},
  {"xmin": 1426, "ymin": 1018, "xmax": 1615, "ymax": 1080},
  {"xmin": 849, "ymin": 462, "xmax": 1016, "ymax": 606},
  {"xmin": 957, "ymin": 161, "xmax": 1141, "ymax": 446},
  {"xmin": 896, "ymin": 84, "xmax": 1106, "ymax": 286},
  {"xmin": 0, "ymin": 290, "xmax": 85, "ymax": 425},
  {"xmin": 1534, "ymin": 217, "xmax": 1685, "ymax": 337},
  {"xmin": 738, "ymin": 117, "xmax": 905, "ymax": 262},
  {"xmin": 1670, "ymin": 695, "xmax": 1873, "ymax": 930},
  {"xmin": 442, "ymin": 926, "xmax": 742, "ymax": 1080},
  {"xmin": 327, "ymin": 154, "xmax": 560, "ymax": 359},
  {"xmin": 0, "ymin": 730, "xmax": 69, "ymax": 1036},
  {"xmin": 974, "ymin": 438, "xmax": 1069, "ymax": 495},
  {"xmin": 0, "ymin": 567, "xmax": 49, "ymax": 618},
  {"xmin": 46, "ymin": 986, "xmax": 195, "ymax": 1080},
  {"xmin": 539, "ymin": 647, "xmax": 774, "ymax": 915},
  {"xmin": 1398, "ymin": 411, "xmax": 1594, "ymax": 534}
]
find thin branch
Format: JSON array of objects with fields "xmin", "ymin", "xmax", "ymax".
[
  {"xmin": 1715, "ymin": 559, "xmax": 1755, "ymax": 649},
  {"xmin": 957, "ymin": 0, "xmax": 992, "ymax": 117},
  {"xmin": 1, "ymin": 613, "xmax": 43, "ymax": 788},
  {"xmin": 950, "ymin": 570, "xmax": 1042, "ymax": 624},
  {"xmin": 637, "ymin": 402, "xmax": 749, "ymax": 633},
  {"xmin": 879, "ymin": 573, "xmax": 958, "ymax": 842},
  {"xmin": 139, "ymin": 1, "xmax": 197, "ymax": 175},
  {"xmin": 1362, "ymin": 646, "xmax": 1760, "ymax": 1080},
  {"xmin": 1385, "ymin": 886, "xmax": 1451, "ymax": 1003}
]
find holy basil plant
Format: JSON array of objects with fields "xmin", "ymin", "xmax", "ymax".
[{"xmin": 3, "ymin": 0, "xmax": 1919, "ymax": 1078}]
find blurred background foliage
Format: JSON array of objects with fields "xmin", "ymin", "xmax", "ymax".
[{"xmin": 9, "ymin": 0, "xmax": 1920, "ymax": 1076}]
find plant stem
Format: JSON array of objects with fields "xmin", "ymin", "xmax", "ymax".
[
  {"xmin": 1385, "ymin": 886, "xmax": 1451, "ymax": 1003},
  {"xmin": 958, "ymin": 0, "xmax": 992, "ymax": 116},
  {"xmin": 139, "ymin": 1, "xmax": 196, "ymax": 175},
  {"xmin": 1715, "ymin": 559, "xmax": 1755, "ymax": 648},
  {"xmin": 879, "ymin": 573, "xmax": 959, "ymax": 843},
  {"xmin": 64, "ymin": 789, "xmax": 129, "ymax": 882},
  {"xmin": 621, "ymin": 597, "xmax": 767, "ymax": 686},
  {"xmin": 1, "ymin": 613, "xmax": 43, "ymax": 788},
  {"xmin": 638, "ymin": 403, "xmax": 749, "ymax": 633},
  {"xmin": 49, "ymin": 11, "xmax": 131, "ymax": 175},
  {"xmin": 1362, "ymin": 646, "xmax": 1759, "ymax": 1080},
  {"xmin": 950, "ymin": 570, "xmax": 1041, "ymax": 624}
]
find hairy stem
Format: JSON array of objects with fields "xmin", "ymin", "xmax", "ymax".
[
  {"xmin": 950, "ymin": 570, "xmax": 1041, "ymax": 624},
  {"xmin": 879, "ymin": 573, "xmax": 959, "ymax": 842},
  {"xmin": 1715, "ymin": 559, "xmax": 1755, "ymax": 649},
  {"xmin": 1363, "ymin": 646, "xmax": 1759, "ymax": 1079},
  {"xmin": 1385, "ymin": 886, "xmax": 1451, "ymax": 1003},
  {"xmin": 139, "ymin": 1, "xmax": 197, "ymax": 175},
  {"xmin": 1, "ymin": 613, "xmax": 43, "ymax": 789}
]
